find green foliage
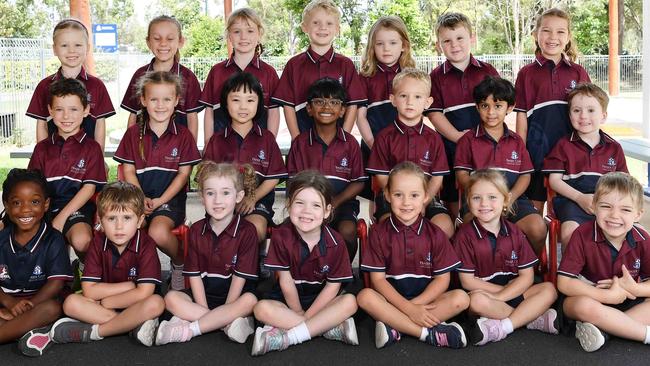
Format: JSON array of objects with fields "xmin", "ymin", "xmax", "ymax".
[
  {"xmin": 249, "ymin": 0, "xmax": 301, "ymax": 56},
  {"xmin": 183, "ymin": 16, "xmax": 226, "ymax": 58},
  {"xmin": 569, "ymin": 0, "xmax": 608, "ymax": 55},
  {"xmin": 0, "ymin": 0, "xmax": 50, "ymax": 38},
  {"xmin": 369, "ymin": 0, "xmax": 429, "ymax": 53}
]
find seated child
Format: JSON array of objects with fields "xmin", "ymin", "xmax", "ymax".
[
  {"xmin": 156, "ymin": 161, "xmax": 259, "ymax": 345},
  {"xmin": 48, "ymin": 181, "xmax": 165, "ymax": 348},
  {"xmin": 287, "ymin": 77, "xmax": 367, "ymax": 263},
  {"xmin": 358, "ymin": 162, "xmax": 469, "ymax": 349},
  {"xmin": 252, "ymin": 171, "xmax": 358, "ymax": 356},
  {"xmin": 28, "ymin": 78, "xmax": 107, "ymax": 260},
  {"xmin": 366, "ymin": 68, "xmax": 454, "ymax": 238},
  {"xmin": 454, "ymin": 169, "xmax": 558, "ymax": 346},
  {"xmin": 543, "ymin": 83, "xmax": 628, "ymax": 248},
  {"xmin": 0, "ymin": 169, "xmax": 71, "ymax": 356},
  {"xmin": 455, "ymin": 76, "xmax": 547, "ymax": 255},
  {"xmin": 558, "ymin": 172, "xmax": 650, "ymax": 352}
]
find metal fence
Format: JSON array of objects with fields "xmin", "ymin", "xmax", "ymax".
[{"xmin": 0, "ymin": 37, "xmax": 643, "ymax": 146}]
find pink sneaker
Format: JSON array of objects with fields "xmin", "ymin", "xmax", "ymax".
[
  {"xmin": 155, "ymin": 319, "xmax": 193, "ymax": 345},
  {"xmin": 526, "ymin": 309, "xmax": 559, "ymax": 335},
  {"xmin": 473, "ymin": 318, "xmax": 508, "ymax": 346},
  {"xmin": 18, "ymin": 326, "xmax": 53, "ymax": 357}
]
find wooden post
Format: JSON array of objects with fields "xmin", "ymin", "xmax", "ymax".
[
  {"xmin": 224, "ymin": 0, "xmax": 233, "ymax": 56},
  {"xmin": 608, "ymin": 0, "xmax": 619, "ymax": 96},
  {"xmin": 70, "ymin": 0, "xmax": 96, "ymax": 75}
]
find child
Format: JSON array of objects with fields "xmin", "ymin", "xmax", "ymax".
[
  {"xmin": 0, "ymin": 169, "xmax": 71, "ymax": 356},
  {"xmin": 28, "ymin": 78, "xmax": 107, "ymax": 258},
  {"xmin": 357, "ymin": 162, "xmax": 469, "ymax": 349},
  {"xmin": 121, "ymin": 15, "xmax": 203, "ymax": 141},
  {"xmin": 514, "ymin": 8, "xmax": 590, "ymax": 211},
  {"xmin": 203, "ymin": 72, "xmax": 287, "ymax": 244},
  {"xmin": 27, "ymin": 18, "xmax": 115, "ymax": 151},
  {"xmin": 200, "ymin": 8, "xmax": 280, "ymax": 144},
  {"xmin": 455, "ymin": 76, "xmax": 547, "ymax": 255},
  {"xmin": 543, "ymin": 83, "xmax": 628, "ymax": 247},
  {"xmin": 114, "ymin": 71, "xmax": 201, "ymax": 291},
  {"xmin": 47, "ymin": 181, "xmax": 165, "ymax": 348},
  {"xmin": 557, "ymin": 172, "xmax": 650, "ymax": 352},
  {"xmin": 454, "ymin": 169, "xmax": 558, "ymax": 346},
  {"xmin": 426, "ymin": 13, "xmax": 500, "ymax": 219},
  {"xmin": 366, "ymin": 68, "xmax": 454, "ymax": 238},
  {"xmin": 287, "ymin": 78, "xmax": 367, "ymax": 263},
  {"xmin": 251, "ymin": 171, "xmax": 358, "ymax": 356},
  {"xmin": 271, "ymin": 0, "xmax": 365, "ymax": 139},
  {"xmin": 156, "ymin": 161, "xmax": 259, "ymax": 345}
]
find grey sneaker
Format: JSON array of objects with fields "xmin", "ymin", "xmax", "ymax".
[
  {"xmin": 375, "ymin": 321, "xmax": 401, "ymax": 349},
  {"xmin": 224, "ymin": 316, "xmax": 255, "ymax": 344},
  {"xmin": 575, "ymin": 321, "xmax": 607, "ymax": 352},
  {"xmin": 18, "ymin": 325, "xmax": 53, "ymax": 357},
  {"xmin": 526, "ymin": 309, "xmax": 559, "ymax": 334},
  {"xmin": 50, "ymin": 317, "xmax": 93, "ymax": 343},
  {"xmin": 251, "ymin": 326, "xmax": 290, "ymax": 356},
  {"xmin": 129, "ymin": 318, "xmax": 159, "ymax": 347},
  {"xmin": 473, "ymin": 318, "xmax": 507, "ymax": 346},
  {"xmin": 322, "ymin": 317, "xmax": 358, "ymax": 345}
]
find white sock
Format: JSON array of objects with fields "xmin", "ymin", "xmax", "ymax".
[
  {"xmin": 419, "ymin": 327, "xmax": 428, "ymax": 341},
  {"xmin": 189, "ymin": 321, "xmax": 202, "ymax": 337},
  {"xmin": 644, "ymin": 326, "xmax": 650, "ymax": 344},
  {"xmin": 501, "ymin": 318, "xmax": 514, "ymax": 335},
  {"xmin": 90, "ymin": 324, "xmax": 103, "ymax": 341},
  {"xmin": 287, "ymin": 322, "xmax": 311, "ymax": 345}
]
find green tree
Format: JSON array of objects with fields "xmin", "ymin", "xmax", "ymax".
[
  {"xmin": 339, "ymin": 0, "xmax": 367, "ymax": 54},
  {"xmin": 368, "ymin": 0, "xmax": 429, "ymax": 53},
  {"xmin": 249, "ymin": 0, "xmax": 300, "ymax": 56},
  {"xmin": 569, "ymin": 0, "xmax": 608, "ymax": 54},
  {"xmin": 0, "ymin": 0, "xmax": 50, "ymax": 38},
  {"xmin": 183, "ymin": 15, "xmax": 226, "ymax": 57}
]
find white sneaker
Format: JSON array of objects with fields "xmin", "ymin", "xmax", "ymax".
[
  {"xmin": 130, "ymin": 318, "xmax": 159, "ymax": 347},
  {"xmin": 575, "ymin": 321, "xmax": 606, "ymax": 352},
  {"xmin": 322, "ymin": 317, "xmax": 358, "ymax": 345},
  {"xmin": 224, "ymin": 316, "xmax": 255, "ymax": 344}
]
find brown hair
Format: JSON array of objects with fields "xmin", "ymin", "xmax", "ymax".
[
  {"xmin": 567, "ymin": 82, "xmax": 609, "ymax": 111},
  {"xmin": 97, "ymin": 181, "xmax": 146, "ymax": 218},
  {"xmin": 360, "ymin": 16, "xmax": 416, "ymax": 78},
  {"xmin": 392, "ymin": 67, "xmax": 431, "ymax": 94},
  {"xmin": 594, "ymin": 172, "xmax": 644, "ymax": 211},
  {"xmin": 53, "ymin": 18, "xmax": 89, "ymax": 43},
  {"xmin": 533, "ymin": 8, "xmax": 578, "ymax": 62},
  {"xmin": 147, "ymin": 15, "xmax": 184, "ymax": 63},
  {"xmin": 48, "ymin": 78, "xmax": 89, "ymax": 108},
  {"xmin": 435, "ymin": 12, "xmax": 473, "ymax": 37},
  {"xmin": 465, "ymin": 169, "xmax": 513, "ymax": 216},
  {"xmin": 226, "ymin": 8, "xmax": 265, "ymax": 56},
  {"xmin": 301, "ymin": 0, "xmax": 341, "ymax": 28},
  {"xmin": 386, "ymin": 161, "xmax": 428, "ymax": 193},
  {"xmin": 135, "ymin": 71, "xmax": 182, "ymax": 161},
  {"xmin": 195, "ymin": 160, "xmax": 257, "ymax": 201},
  {"xmin": 286, "ymin": 170, "xmax": 333, "ymax": 209}
]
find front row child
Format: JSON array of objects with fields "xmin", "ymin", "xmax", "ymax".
[
  {"xmin": 358, "ymin": 162, "xmax": 469, "ymax": 349},
  {"xmin": 252, "ymin": 171, "xmax": 358, "ymax": 356},
  {"xmin": 558, "ymin": 172, "xmax": 650, "ymax": 352},
  {"xmin": 157, "ymin": 161, "xmax": 260, "ymax": 345},
  {"xmin": 0, "ymin": 169, "xmax": 71, "ymax": 356},
  {"xmin": 45, "ymin": 182, "xmax": 165, "ymax": 351},
  {"xmin": 453, "ymin": 169, "xmax": 558, "ymax": 346}
]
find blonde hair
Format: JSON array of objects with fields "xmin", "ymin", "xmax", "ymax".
[
  {"xmin": 465, "ymin": 169, "xmax": 513, "ymax": 216},
  {"xmin": 534, "ymin": 8, "xmax": 578, "ymax": 62},
  {"xmin": 567, "ymin": 82, "xmax": 609, "ymax": 111},
  {"xmin": 386, "ymin": 161, "xmax": 428, "ymax": 193},
  {"xmin": 392, "ymin": 68, "xmax": 431, "ymax": 93},
  {"xmin": 53, "ymin": 18, "xmax": 89, "ymax": 43},
  {"xmin": 435, "ymin": 12, "xmax": 473, "ymax": 37},
  {"xmin": 97, "ymin": 181, "xmax": 146, "ymax": 218},
  {"xmin": 226, "ymin": 8, "xmax": 265, "ymax": 56},
  {"xmin": 360, "ymin": 16, "xmax": 416, "ymax": 78},
  {"xmin": 195, "ymin": 161, "xmax": 257, "ymax": 201},
  {"xmin": 301, "ymin": 0, "xmax": 341, "ymax": 28},
  {"xmin": 594, "ymin": 172, "xmax": 644, "ymax": 211},
  {"xmin": 147, "ymin": 15, "xmax": 184, "ymax": 63}
]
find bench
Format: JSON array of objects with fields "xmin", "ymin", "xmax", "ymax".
[{"xmin": 619, "ymin": 137, "xmax": 650, "ymax": 196}]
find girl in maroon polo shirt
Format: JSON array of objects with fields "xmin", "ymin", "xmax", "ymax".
[
  {"xmin": 455, "ymin": 170, "xmax": 558, "ymax": 346},
  {"xmin": 251, "ymin": 171, "xmax": 357, "ymax": 356},
  {"xmin": 156, "ymin": 161, "xmax": 260, "ymax": 345}
]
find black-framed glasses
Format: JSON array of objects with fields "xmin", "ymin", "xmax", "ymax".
[{"xmin": 310, "ymin": 98, "xmax": 343, "ymax": 108}]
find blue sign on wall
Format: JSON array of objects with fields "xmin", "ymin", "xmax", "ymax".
[{"xmin": 93, "ymin": 24, "xmax": 118, "ymax": 53}]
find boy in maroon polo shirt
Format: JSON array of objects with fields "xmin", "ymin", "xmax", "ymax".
[
  {"xmin": 287, "ymin": 78, "xmax": 367, "ymax": 263},
  {"xmin": 271, "ymin": 0, "xmax": 365, "ymax": 139},
  {"xmin": 558, "ymin": 172, "xmax": 650, "ymax": 352},
  {"xmin": 28, "ymin": 78, "xmax": 106, "ymax": 260},
  {"xmin": 544, "ymin": 83, "xmax": 628, "ymax": 248},
  {"xmin": 366, "ymin": 68, "xmax": 454, "ymax": 238},
  {"xmin": 48, "ymin": 182, "xmax": 165, "ymax": 348},
  {"xmin": 426, "ymin": 13, "xmax": 500, "ymax": 219}
]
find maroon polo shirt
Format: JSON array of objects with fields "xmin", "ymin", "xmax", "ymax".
[
  {"xmin": 361, "ymin": 215, "xmax": 461, "ymax": 299},
  {"xmin": 454, "ymin": 124, "xmax": 534, "ymax": 188},
  {"xmin": 265, "ymin": 221, "xmax": 353, "ymax": 296},
  {"xmin": 26, "ymin": 66, "xmax": 115, "ymax": 141},
  {"xmin": 82, "ymin": 230, "xmax": 161, "ymax": 285},
  {"xmin": 120, "ymin": 59, "xmax": 203, "ymax": 117},
  {"xmin": 558, "ymin": 221, "xmax": 650, "ymax": 283},
  {"xmin": 454, "ymin": 219, "xmax": 538, "ymax": 285},
  {"xmin": 366, "ymin": 119, "xmax": 449, "ymax": 177},
  {"xmin": 28, "ymin": 130, "xmax": 107, "ymax": 212},
  {"xmin": 184, "ymin": 215, "xmax": 258, "ymax": 296},
  {"xmin": 271, "ymin": 47, "xmax": 366, "ymax": 133},
  {"xmin": 113, "ymin": 120, "xmax": 201, "ymax": 200},
  {"xmin": 199, "ymin": 55, "xmax": 279, "ymax": 132},
  {"xmin": 360, "ymin": 63, "xmax": 400, "ymax": 137},
  {"xmin": 286, "ymin": 127, "xmax": 367, "ymax": 195},
  {"xmin": 514, "ymin": 54, "xmax": 591, "ymax": 169},
  {"xmin": 543, "ymin": 131, "xmax": 628, "ymax": 194}
]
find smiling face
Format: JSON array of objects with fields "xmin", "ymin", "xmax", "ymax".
[
  {"xmin": 569, "ymin": 94, "xmax": 606, "ymax": 139},
  {"xmin": 467, "ymin": 180, "xmax": 507, "ymax": 228},
  {"xmin": 140, "ymin": 82, "xmax": 179, "ymax": 125},
  {"xmin": 374, "ymin": 28, "xmax": 404, "ymax": 66},
  {"xmin": 289, "ymin": 187, "xmax": 331, "ymax": 237},
  {"xmin": 228, "ymin": 18, "xmax": 261, "ymax": 55},
  {"xmin": 534, "ymin": 15, "xmax": 570, "ymax": 62},
  {"xmin": 48, "ymin": 94, "xmax": 89, "ymax": 139},
  {"xmin": 100, "ymin": 208, "xmax": 145, "ymax": 247},
  {"xmin": 53, "ymin": 28, "xmax": 88, "ymax": 70},
  {"xmin": 4, "ymin": 181, "xmax": 49, "ymax": 240},
  {"xmin": 201, "ymin": 175, "xmax": 244, "ymax": 224},
  {"xmin": 385, "ymin": 171, "xmax": 428, "ymax": 226},
  {"xmin": 594, "ymin": 190, "xmax": 642, "ymax": 246},
  {"xmin": 307, "ymin": 98, "xmax": 345, "ymax": 126},
  {"xmin": 146, "ymin": 20, "xmax": 184, "ymax": 64},
  {"xmin": 436, "ymin": 25, "xmax": 473, "ymax": 65},
  {"xmin": 302, "ymin": 8, "xmax": 339, "ymax": 50},
  {"xmin": 390, "ymin": 78, "xmax": 433, "ymax": 125},
  {"xmin": 477, "ymin": 95, "xmax": 513, "ymax": 131},
  {"xmin": 226, "ymin": 87, "xmax": 259, "ymax": 126}
]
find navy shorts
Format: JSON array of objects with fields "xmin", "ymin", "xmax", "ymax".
[
  {"xmin": 51, "ymin": 202, "xmax": 95, "ymax": 236},
  {"xmin": 374, "ymin": 193, "xmax": 449, "ymax": 222},
  {"xmin": 359, "ymin": 141, "xmax": 374, "ymax": 201},
  {"xmin": 265, "ymin": 287, "xmax": 319, "ymax": 311},
  {"xmin": 460, "ymin": 196, "xmax": 539, "ymax": 224},
  {"xmin": 330, "ymin": 199, "xmax": 359, "ymax": 227},
  {"xmin": 148, "ymin": 195, "xmax": 186, "ymax": 227},
  {"xmin": 440, "ymin": 174, "xmax": 460, "ymax": 203},
  {"xmin": 525, "ymin": 171, "xmax": 546, "ymax": 202},
  {"xmin": 553, "ymin": 196, "xmax": 594, "ymax": 224},
  {"xmin": 248, "ymin": 192, "xmax": 275, "ymax": 225},
  {"xmin": 180, "ymin": 283, "xmax": 257, "ymax": 310}
]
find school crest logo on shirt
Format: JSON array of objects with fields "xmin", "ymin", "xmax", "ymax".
[
  {"xmin": 570, "ymin": 80, "xmax": 577, "ymax": 89},
  {"xmin": 321, "ymin": 264, "xmax": 330, "ymax": 274},
  {"xmin": 423, "ymin": 151, "xmax": 430, "ymax": 161},
  {"xmin": 338, "ymin": 76, "xmax": 343, "ymax": 86},
  {"xmin": 426, "ymin": 252, "xmax": 432, "ymax": 262},
  {"xmin": 171, "ymin": 148, "xmax": 178, "ymax": 157},
  {"xmin": 340, "ymin": 157, "xmax": 348, "ymax": 168},
  {"xmin": 511, "ymin": 151, "xmax": 518, "ymax": 160},
  {"xmin": 511, "ymin": 251, "xmax": 518, "ymax": 260},
  {"xmin": 634, "ymin": 258, "xmax": 641, "ymax": 270},
  {"xmin": 129, "ymin": 267, "xmax": 137, "ymax": 277},
  {"xmin": 0, "ymin": 265, "xmax": 10, "ymax": 280},
  {"xmin": 32, "ymin": 265, "xmax": 42, "ymax": 276},
  {"xmin": 77, "ymin": 159, "xmax": 85, "ymax": 169},
  {"xmin": 258, "ymin": 150, "xmax": 266, "ymax": 161},
  {"xmin": 608, "ymin": 157, "xmax": 616, "ymax": 166},
  {"xmin": 231, "ymin": 255, "xmax": 238, "ymax": 265}
]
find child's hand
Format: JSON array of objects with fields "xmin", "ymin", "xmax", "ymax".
[
  {"xmin": 405, "ymin": 303, "xmax": 440, "ymax": 328},
  {"xmin": 606, "ymin": 276, "xmax": 635, "ymax": 303},
  {"xmin": 0, "ymin": 307, "xmax": 14, "ymax": 320},
  {"xmin": 9, "ymin": 299, "xmax": 33, "ymax": 317},
  {"xmin": 52, "ymin": 214, "xmax": 66, "ymax": 233},
  {"xmin": 144, "ymin": 198, "xmax": 154, "ymax": 215},
  {"xmin": 576, "ymin": 193, "xmax": 594, "ymax": 215},
  {"xmin": 236, "ymin": 197, "xmax": 256, "ymax": 216},
  {"xmin": 618, "ymin": 265, "xmax": 639, "ymax": 296},
  {"xmin": 151, "ymin": 198, "xmax": 164, "ymax": 210}
]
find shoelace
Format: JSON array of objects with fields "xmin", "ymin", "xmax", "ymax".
[
  {"xmin": 528, "ymin": 315, "xmax": 546, "ymax": 331},
  {"xmin": 435, "ymin": 331, "xmax": 449, "ymax": 347},
  {"xmin": 264, "ymin": 329, "xmax": 287, "ymax": 352},
  {"xmin": 390, "ymin": 328, "xmax": 401, "ymax": 341}
]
